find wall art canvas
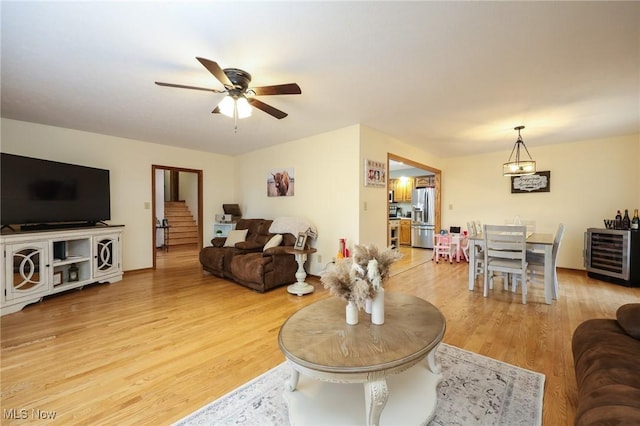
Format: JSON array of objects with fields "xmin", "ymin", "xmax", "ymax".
[
  {"xmin": 267, "ymin": 168, "xmax": 295, "ymax": 197},
  {"xmin": 364, "ymin": 159, "xmax": 386, "ymax": 187},
  {"xmin": 511, "ymin": 171, "xmax": 551, "ymax": 193}
]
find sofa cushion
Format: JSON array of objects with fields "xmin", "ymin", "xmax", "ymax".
[
  {"xmin": 264, "ymin": 234, "xmax": 283, "ymax": 251},
  {"xmin": 230, "ymin": 252, "xmax": 270, "ymax": 285},
  {"xmin": 617, "ymin": 303, "xmax": 640, "ymax": 340},
  {"xmin": 224, "ymin": 229, "xmax": 248, "ymax": 247},
  {"xmin": 572, "ymin": 318, "xmax": 640, "ymax": 425}
]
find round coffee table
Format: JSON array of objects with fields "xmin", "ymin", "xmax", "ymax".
[{"xmin": 278, "ymin": 292, "xmax": 446, "ymax": 426}]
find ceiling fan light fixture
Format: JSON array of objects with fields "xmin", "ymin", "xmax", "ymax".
[
  {"xmin": 218, "ymin": 95, "xmax": 235, "ymax": 118},
  {"xmin": 503, "ymin": 126, "xmax": 536, "ymax": 176},
  {"xmin": 236, "ymin": 96, "xmax": 252, "ymax": 119},
  {"xmin": 218, "ymin": 95, "xmax": 252, "ymax": 120}
]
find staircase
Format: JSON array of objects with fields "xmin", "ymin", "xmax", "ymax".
[{"xmin": 164, "ymin": 201, "xmax": 198, "ymax": 247}]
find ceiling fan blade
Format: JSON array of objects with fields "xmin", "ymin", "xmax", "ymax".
[
  {"xmin": 155, "ymin": 81, "xmax": 226, "ymax": 93},
  {"xmin": 196, "ymin": 57, "xmax": 233, "ymax": 88},
  {"xmin": 251, "ymin": 83, "xmax": 302, "ymax": 96},
  {"xmin": 247, "ymin": 98, "xmax": 288, "ymax": 119}
]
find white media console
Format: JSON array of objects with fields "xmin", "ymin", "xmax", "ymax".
[{"xmin": 1, "ymin": 225, "xmax": 124, "ymax": 316}]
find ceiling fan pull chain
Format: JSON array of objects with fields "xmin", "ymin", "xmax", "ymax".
[{"xmin": 234, "ymin": 101, "xmax": 239, "ymax": 133}]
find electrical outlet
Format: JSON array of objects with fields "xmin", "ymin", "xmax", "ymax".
[{"xmin": 317, "ymin": 255, "xmax": 322, "ymax": 263}]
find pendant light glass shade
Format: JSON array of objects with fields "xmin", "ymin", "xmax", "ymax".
[{"xmin": 503, "ymin": 126, "xmax": 536, "ymax": 176}]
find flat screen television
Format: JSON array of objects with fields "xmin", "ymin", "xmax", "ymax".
[{"xmin": 1, "ymin": 153, "xmax": 111, "ymax": 230}]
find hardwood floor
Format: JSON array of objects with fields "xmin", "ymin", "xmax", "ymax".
[{"xmin": 2, "ymin": 246, "xmax": 639, "ymax": 425}]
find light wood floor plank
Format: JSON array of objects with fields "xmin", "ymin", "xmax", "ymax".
[{"xmin": 1, "ymin": 246, "xmax": 639, "ymax": 425}]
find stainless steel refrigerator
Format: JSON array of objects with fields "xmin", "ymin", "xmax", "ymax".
[{"xmin": 411, "ymin": 187, "xmax": 435, "ymax": 248}]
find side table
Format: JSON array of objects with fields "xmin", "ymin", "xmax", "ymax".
[
  {"xmin": 156, "ymin": 225, "xmax": 170, "ymax": 252},
  {"xmin": 283, "ymin": 247, "xmax": 317, "ymax": 296}
]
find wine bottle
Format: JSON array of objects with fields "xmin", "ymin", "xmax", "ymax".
[
  {"xmin": 632, "ymin": 208, "xmax": 639, "ymax": 230},
  {"xmin": 615, "ymin": 210, "xmax": 622, "ymax": 229},
  {"xmin": 622, "ymin": 209, "xmax": 631, "ymax": 229}
]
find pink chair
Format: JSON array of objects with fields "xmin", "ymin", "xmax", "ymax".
[{"xmin": 433, "ymin": 234, "xmax": 453, "ymax": 264}]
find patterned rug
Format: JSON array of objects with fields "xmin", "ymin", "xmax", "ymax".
[{"xmin": 173, "ymin": 343, "xmax": 544, "ymax": 426}]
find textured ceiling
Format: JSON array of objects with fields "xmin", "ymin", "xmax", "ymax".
[{"xmin": 2, "ymin": 1, "xmax": 638, "ymax": 158}]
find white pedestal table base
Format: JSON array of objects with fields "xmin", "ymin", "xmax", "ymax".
[
  {"xmin": 287, "ymin": 252, "xmax": 315, "ymax": 296},
  {"xmin": 284, "ymin": 360, "xmax": 442, "ymax": 426}
]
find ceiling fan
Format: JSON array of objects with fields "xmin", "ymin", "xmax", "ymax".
[{"xmin": 155, "ymin": 57, "xmax": 301, "ymax": 122}]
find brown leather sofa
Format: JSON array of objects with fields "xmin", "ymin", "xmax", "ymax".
[
  {"xmin": 199, "ymin": 218, "xmax": 299, "ymax": 293},
  {"xmin": 572, "ymin": 303, "xmax": 640, "ymax": 425}
]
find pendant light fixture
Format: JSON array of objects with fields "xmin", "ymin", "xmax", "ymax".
[{"xmin": 503, "ymin": 125, "xmax": 536, "ymax": 176}]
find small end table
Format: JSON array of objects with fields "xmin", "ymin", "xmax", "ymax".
[
  {"xmin": 284, "ymin": 247, "xmax": 317, "ymax": 296},
  {"xmin": 156, "ymin": 225, "xmax": 170, "ymax": 252}
]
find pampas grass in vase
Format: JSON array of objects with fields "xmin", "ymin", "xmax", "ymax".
[{"xmin": 321, "ymin": 244, "xmax": 402, "ymax": 324}]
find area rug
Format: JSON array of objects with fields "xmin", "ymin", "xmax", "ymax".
[{"xmin": 173, "ymin": 343, "xmax": 544, "ymax": 426}]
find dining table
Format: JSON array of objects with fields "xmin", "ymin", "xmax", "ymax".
[{"xmin": 468, "ymin": 232, "xmax": 556, "ymax": 304}]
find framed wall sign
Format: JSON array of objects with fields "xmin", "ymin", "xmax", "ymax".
[
  {"xmin": 364, "ymin": 159, "xmax": 386, "ymax": 187},
  {"xmin": 511, "ymin": 171, "xmax": 551, "ymax": 193}
]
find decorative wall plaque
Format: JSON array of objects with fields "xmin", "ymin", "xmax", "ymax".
[
  {"xmin": 511, "ymin": 171, "xmax": 551, "ymax": 193},
  {"xmin": 364, "ymin": 159, "xmax": 386, "ymax": 187}
]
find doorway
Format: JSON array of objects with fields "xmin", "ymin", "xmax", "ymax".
[
  {"xmin": 151, "ymin": 165, "xmax": 204, "ymax": 269},
  {"xmin": 387, "ymin": 153, "xmax": 442, "ymax": 253}
]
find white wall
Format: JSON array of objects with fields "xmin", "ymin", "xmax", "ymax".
[
  {"xmin": 237, "ymin": 125, "xmax": 360, "ymax": 275},
  {"xmin": 441, "ymin": 133, "xmax": 640, "ymax": 270},
  {"xmin": 235, "ymin": 124, "xmax": 447, "ymax": 276},
  {"xmin": 3, "ymin": 117, "xmax": 637, "ymax": 274},
  {"xmin": 155, "ymin": 169, "xmax": 165, "ymax": 247},
  {"xmin": 359, "ymin": 126, "xmax": 444, "ymax": 246},
  {"xmin": 1, "ymin": 118, "xmax": 236, "ymax": 271},
  {"xmin": 178, "ymin": 171, "xmax": 199, "ymax": 226}
]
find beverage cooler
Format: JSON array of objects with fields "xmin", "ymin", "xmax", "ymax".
[{"xmin": 584, "ymin": 228, "xmax": 640, "ymax": 287}]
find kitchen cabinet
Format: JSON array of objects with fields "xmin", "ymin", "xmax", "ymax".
[
  {"xmin": 390, "ymin": 177, "xmax": 414, "ymax": 202},
  {"xmin": 400, "ymin": 219, "xmax": 412, "ymax": 245},
  {"xmin": 415, "ymin": 175, "xmax": 435, "ymax": 188}
]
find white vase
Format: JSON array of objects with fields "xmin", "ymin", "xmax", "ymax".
[
  {"xmin": 365, "ymin": 298, "xmax": 372, "ymax": 314},
  {"xmin": 372, "ymin": 288, "xmax": 385, "ymax": 325},
  {"xmin": 346, "ymin": 300, "xmax": 359, "ymax": 325}
]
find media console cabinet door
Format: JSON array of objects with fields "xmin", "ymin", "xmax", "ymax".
[
  {"xmin": 4, "ymin": 241, "xmax": 50, "ymax": 302},
  {"xmin": 93, "ymin": 233, "xmax": 121, "ymax": 279}
]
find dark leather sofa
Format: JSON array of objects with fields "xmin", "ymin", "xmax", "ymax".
[
  {"xmin": 572, "ymin": 303, "xmax": 640, "ymax": 425},
  {"xmin": 199, "ymin": 218, "xmax": 298, "ymax": 293}
]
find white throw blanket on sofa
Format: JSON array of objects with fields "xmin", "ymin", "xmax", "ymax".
[{"xmin": 269, "ymin": 217, "xmax": 317, "ymax": 239}]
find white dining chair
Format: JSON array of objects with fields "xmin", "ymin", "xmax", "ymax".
[
  {"xmin": 526, "ymin": 223, "xmax": 565, "ymax": 299},
  {"xmin": 474, "ymin": 221, "xmax": 483, "ymax": 236},
  {"xmin": 466, "ymin": 221, "xmax": 484, "ymax": 282},
  {"xmin": 483, "ymin": 225, "xmax": 528, "ymax": 304}
]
